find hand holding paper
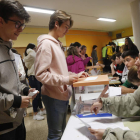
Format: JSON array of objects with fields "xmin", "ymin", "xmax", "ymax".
[
  {"xmin": 28, "ymin": 88, "xmax": 39, "ymax": 99},
  {"xmin": 88, "ymin": 128, "xmax": 105, "ymax": 140}
]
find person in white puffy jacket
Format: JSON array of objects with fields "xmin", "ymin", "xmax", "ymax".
[{"xmin": 24, "ymin": 43, "xmax": 46, "ymax": 121}]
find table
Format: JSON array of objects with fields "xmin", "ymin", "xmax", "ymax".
[{"xmin": 61, "ymin": 115, "xmax": 140, "ymax": 140}]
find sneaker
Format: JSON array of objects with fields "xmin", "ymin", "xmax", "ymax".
[
  {"xmin": 37, "ymin": 110, "xmax": 46, "ymax": 116},
  {"xmin": 33, "ymin": 114, "xmax": 45, "ymax": 120}
]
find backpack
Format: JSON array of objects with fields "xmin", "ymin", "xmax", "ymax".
[{"xmin": 107, "ymin": 46, "xmax": 113, "ymax": 57}]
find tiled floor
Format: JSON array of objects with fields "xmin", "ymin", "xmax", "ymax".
[{"xmin": 24, "ymin": 106, "xmax": 71, "ymax": 140}]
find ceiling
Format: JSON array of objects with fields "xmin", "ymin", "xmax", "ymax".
[{"xmin": 19, "ymin": 0, "xmax": 135, "ymax": 32}]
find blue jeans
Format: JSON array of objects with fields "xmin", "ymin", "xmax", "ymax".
[{"xmin": 42, "ymin": 95, "xmax": 68, "ymax": 140}]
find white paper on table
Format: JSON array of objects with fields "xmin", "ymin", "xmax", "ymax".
[
  {"xmin": 61, "ymin": 116, "xmax": 129, "ymax": 140},
  {"xmin": 84, "ymin": 76, "xmax": 98, "ymax": 81},
  {"xmin": 107, "ymin": 87, "xmax": 121, "ymax": 97}
]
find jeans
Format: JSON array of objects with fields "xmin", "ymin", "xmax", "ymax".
[
  {"xmin": 0, "ymin": 119, "xmax": 26, "ymax": 140},
  {"xmin": 29, "ymin": 75, "xmax": 43, "ymax": 112},
  {"xmin": 42, "ymin": 95, "xmax": 68, "ymax": 140}
]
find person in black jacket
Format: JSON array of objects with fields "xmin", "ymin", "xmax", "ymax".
[{"xmin": 112, "ymin": 42, "xmax": 120, "ymax": 53}]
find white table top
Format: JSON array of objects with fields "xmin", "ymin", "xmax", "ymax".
[{"xmin": 61, "ymin": 115, "xmax": 126, "ymax": 140}]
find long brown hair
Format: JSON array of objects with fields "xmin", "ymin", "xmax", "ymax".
[
  {"xmin": 67, "ymin": 46, "xmax": 80, "ymax": 63},
  {"xmin": 128, "ymin": 66, "xmax": 140, "ymax": 83}
]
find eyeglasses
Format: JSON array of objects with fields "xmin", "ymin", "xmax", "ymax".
[{"xmin": 7, "ymin": 19, "xmax": 26, "ymax": 30}]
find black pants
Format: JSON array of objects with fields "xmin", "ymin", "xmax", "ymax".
[
  {"xmin": 0, "ymin": 120, "xmax": 26, "ymax": 140},
  {"xmin": 29, "ymin": 75, "xmax": 43, "ymax": 112}
]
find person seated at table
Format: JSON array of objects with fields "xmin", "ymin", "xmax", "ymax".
[
  {"xmin": 128, "ymin": 66, "xmax": 140, "ymax": 87},
  {"xmin": 89, "ymin": 55, "xmax": 140, "ymax": 140},
  {"xmin": 66, "ymin": 46, "xmax": 87, "ymax": 73},
  {"xmin": 110, "ymin": 53, "xmax": 125, "ymax": 82},
  {"xmin": 119, "ymin": 51, "xmax": 139, "ymax": 94}
]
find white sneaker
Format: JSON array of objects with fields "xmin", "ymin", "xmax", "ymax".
[
  {"xmin": 33, "ymin": 114, "xmax": 45, "ymax": 120},
  {"xmin": 37, "ymin": 110, "xmax": 46, "ymax": 116}
]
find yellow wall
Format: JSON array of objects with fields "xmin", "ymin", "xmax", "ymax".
[
  {"xmin": 65, "ymin": 30, "xmax": 111, "ymax": 61},
  {"xmin": 13, "ymin": 27, "xmax": 66, "ymax": 47},
  {"xmin": 13, "ymin": 27, "xmax": 111, "ymax": 61},
  {"xmin": 111, "ymin": 27, "xmax": 133, "ymax": 40}
]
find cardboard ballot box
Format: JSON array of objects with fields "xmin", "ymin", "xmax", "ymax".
[{"xmin": 71, "ymin": 75, "xmax": 109, "ymax": 114}]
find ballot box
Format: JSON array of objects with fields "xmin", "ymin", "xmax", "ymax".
[{"xmin": 70, "ymin": 75, "xmax": 109, "ymax": 114}]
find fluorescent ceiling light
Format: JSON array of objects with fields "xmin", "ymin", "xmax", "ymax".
[
  {"xmin": 24, "ymin": 6, "xmax": 55, "ymax": 14},
  {"xmin": 97, "ymin": 18, "xmax": 116, "ymax": 22}
]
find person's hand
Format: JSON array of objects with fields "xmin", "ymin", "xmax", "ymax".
[
  {"xmin": 69, "ymin": 75, "xmax": 78, "ymax": 85},
  {"xmin": 28, "ymin": 88, "xmax": 39, "ymax": 100},
  {"xmin": 88, "ymin": 128, "xmax": 105, "ymax": 140},
  {"xmin": 90, "ymin": 101, "xmax": 103, "ymax": 114},
  {"xmin": 18, "ymin": 72, "xmax": 22, "ymax": 77},
  {"xmin": 20, "ymin": 96, "xmax": 32, "ymax": 108},
  {"xmin": 111, "ymin": 77, "xmax": 119, "ymax": 81},
  {"xmin": 103, "ymin": 93, "xmax": 109, "ymax": 98},
  {"xmin": 108, "ymin": 73, "xmax": 112, "ymax": 76},
  {"xmin": 78, "ymin": 72, "xmax": 89, "ymax": 78},
  {"xmin": 110, "ymin": 63, "xmax": 114, "ymax": 68},
  {"xmin": 90, "ymin": 57, "xmax": 93, "ymax": 60},
  {"xmin": 96, "ymin": 62, "xmax": 100, "ymax": 66}
]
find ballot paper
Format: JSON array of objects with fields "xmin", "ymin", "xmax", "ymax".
[
  {"xmin": 84, "ymin": 77, "xmax": 98, "ymax": 81},
  {"xmin": 75, "ymin": 115, "xmax": 91, "ymax": 128},
  {"xmin": 106, "ymin": 87, "xmax": 121, "ymax": 97},
  {"xmin": 28, "ymin": 90, "xmax": 38, "ymax": 96}
]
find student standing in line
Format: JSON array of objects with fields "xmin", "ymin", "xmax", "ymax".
[
  {"xmin": 80, "ymin": 45, "xmax": 92, "ymax": 66},
  {"xmin": 0, "ymin": 1, "xmax": 38, "ymax": 140},
  {"xmin": 66, "ymin": 46, "xmax": 85, "ymax": 73},
  {"xmin": 91, "ymin": 45, "xmax": 98, "ymax": 65},
  {"xmin": 24, "ymin": 43, "xmax": 46, "ymax": 121},
  {"xmin": 89, "ymin": 55, "xmax": 140, "ymax": 140},
  {"xmin": 70, "ymin": 42, "xmax": 81, "ymax": 54},
  {"xmin": 35, "ymin": 10, "xmax": 88, "ymax": 140}
]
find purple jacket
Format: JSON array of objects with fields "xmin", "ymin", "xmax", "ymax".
[{"xmin": 66, "ymin": 55, "xmax": 85, "ymax": 73}]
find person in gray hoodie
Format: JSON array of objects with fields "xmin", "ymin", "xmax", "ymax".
[
  {"xmin": 0, "ymin": 1, "xmax": 38, "ymax": 140},
  {"xmin": 89, "ymin": 55, "xmax": 140, "ymax": 140}
]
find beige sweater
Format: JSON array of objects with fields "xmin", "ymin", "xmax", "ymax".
[{"xmin": 35, "ymin": 34, "xmax": 72, "ymax": 101}]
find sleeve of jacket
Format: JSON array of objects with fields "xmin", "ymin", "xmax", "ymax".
[
  {"xmin": 103, "ymin": 128, "xmax": 140, "ymax": 140},
  {"xmin": 78, "ymin": 61, "xmax": 85, "ymax": 73},
  {"xmin": 101, "ymin": 86, "xmax": 140, "ymax": 117},
  {"xmin": 18, "ymin": 57, "xmax": 26, "ymax": 81},
  {"xmin": 0, "ymin": 91, "xmax": 16, "ymax": 111},
  {"xmin": 83, "ymin": 57, "xmax": 90, "ymax": 66},
  {"xmin": 35, "ymin": 40, "xmax": 69, "ymax": 86}
]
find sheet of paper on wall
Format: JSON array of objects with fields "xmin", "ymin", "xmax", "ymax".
[
  {"xmin": 84, "ymin": 76, "xmax": 98, "ymax": 81},
  {"xmin": 106, "ymin": 87, "xmax": 121, "ymax": 97}
]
